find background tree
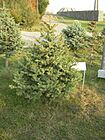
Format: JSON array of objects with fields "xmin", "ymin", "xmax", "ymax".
[
  {"xmin": 38, "ymin": 0, "xmax": 49, "ymax": 16},
  {"xmin": 62, "ymin": 22, "xmax": 87, "ymax": 51},
  {"xmin": 0, "ymin": 0, "xmax": 39, "ymax": 28},
  {"xmin": 0, "ymin": 8, "xmax": 22, "ymax": 67},
  {"xmin": 87, "ymin": 21, "xmax": 104, "ymax": 65}
]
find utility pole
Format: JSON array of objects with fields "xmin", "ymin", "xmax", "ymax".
[{"xmin": 94, "ymin": 0, "xmax": 99, "ymax": 11}]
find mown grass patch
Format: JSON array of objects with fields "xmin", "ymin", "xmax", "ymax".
[
  {"xmin": 56, "ymin": 15, "xmax": 105, "ymax": 32},
  {"xmin": 0, "ymin": 54, "xmax": 105, "ymax": 140}
]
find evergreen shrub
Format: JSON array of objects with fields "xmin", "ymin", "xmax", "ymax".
[
  {"xmin": 11, "ymin": 23, "xmax": 81, "ymax": 101},
  {"xmin": 87, "ymin": 21, "xmax": 104, "ymax": 65},
  {"xmin": 0, "ymin": 8, "xmax": 22, "ymax": 67},
  {"xmin": 62, "ymin": 22, "xmax": 86, "ymax": 50}
]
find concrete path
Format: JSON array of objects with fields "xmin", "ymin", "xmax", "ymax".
[
  {"xmin": 53, "ymin": 23, "xmax": 67, "ymax": 33},
  {"xmin": 21, "ymin": 22, "xmax": 67, "ymax": 45},
  {"xmin": 21, "ymin": 23, "xmax": 67, "ymax": 48},
  {"xmin": 21, "ymin": 31, "xmax": 41, "ymax": 42}
]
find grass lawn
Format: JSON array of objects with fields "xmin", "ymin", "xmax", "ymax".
[
  {"xmin": 55, "ymin": 15, "xmax": 105, "ymax": 32},
  {"xmin": 0, "ymin": 53, "xmax": 105, "ymax": 140},
  {"xmin": 21, "ymin": 23, "xmax": 41, "ymax": 32}
]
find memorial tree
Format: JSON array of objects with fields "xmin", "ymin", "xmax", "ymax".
[{"xmin": 10, "ymin": 22, "xmax": 81, "ymax": 102}]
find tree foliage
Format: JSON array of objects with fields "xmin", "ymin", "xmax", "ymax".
[
  {"xmin": 38, "ymin": 0, "xmax": 49, "ymax": 16},
  {"xmin": 11, "ymin": 22, "xmax": 81, "ymax": 101},
  {"xmin": 0, "ymin": 8, "xmax": 22, "ymax": 67},
  {"xmin": 87, "ymin": 21, "xmax": 104, "ymax": 65},
  {"xmin": 62, "ymin": 22, "xmax": 87, "ymax": 50},
  {"xmin": 0, "ymin": 0, "xmax": 39, "ymax": 27},
  {"xmin": 102, "ymin": 27, "xmax": 105, "ymax": 36}
]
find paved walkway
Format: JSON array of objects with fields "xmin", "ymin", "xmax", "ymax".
[
  {"xmin": 21, "ymin": 31, "xmax": 41, "ymax": 42},
  {"xmin": 21, "ymin": 22, "xmax": 67, "ymax": 47},
  {"xmin": 21, "ymin": 22, "xmax": 67, "ymax": 45}
]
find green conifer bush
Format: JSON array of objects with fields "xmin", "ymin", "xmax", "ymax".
[
  {"xmin": 87, "ymin": 21, "xmax": 104, "ymax": 65},
  {"xmin": 11, "ymin": 23, "xmax": 81, "ymax": 101},
  {"xmin": 62, "ymin": 22, "xmax": 86, "ymax": 50},
  {"xmin": 0, "ymin": 8, "xmax": 22, "ymax": 67}
]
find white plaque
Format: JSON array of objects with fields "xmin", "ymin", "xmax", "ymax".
[{"xmin": 72, "ymin": 62, "xmax": 86, "ymax": 71}]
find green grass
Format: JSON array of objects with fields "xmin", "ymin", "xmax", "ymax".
[
  {"xmin": 55, "ymin": 15, "xmax": 105, "ymax": 32},
  {"xmin": 0, "ymin": 54, "xmax": 105, "ymax": 140},
  {"xmin": 21, "ymin": 23, "xmax": 42, "ymax": 32}
]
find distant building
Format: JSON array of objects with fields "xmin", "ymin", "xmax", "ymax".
[
  {"xmin": 57, "ymin": 7, "xmax": 104, "ymax": 21},
  {"xmin": 58, "ymin": 8, "xmax": 76, "ymax": 12}
]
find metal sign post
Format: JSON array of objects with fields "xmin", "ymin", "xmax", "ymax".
[{"xmin": 72, "ymin": 62, "xmax": 86, "ymax": 90}]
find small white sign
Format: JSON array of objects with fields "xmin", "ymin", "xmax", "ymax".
[
  {"xmin": 72, "ymin": 62, "xmax": 86, "ymax": 71},
  {"xmin": 72, "ymin": 62, "xmax": 86, "ymax": 90}
]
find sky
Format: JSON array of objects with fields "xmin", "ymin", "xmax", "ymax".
[{"xmin": 47, "ymin": 0, "xmax": 105, "ymax": 13}]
